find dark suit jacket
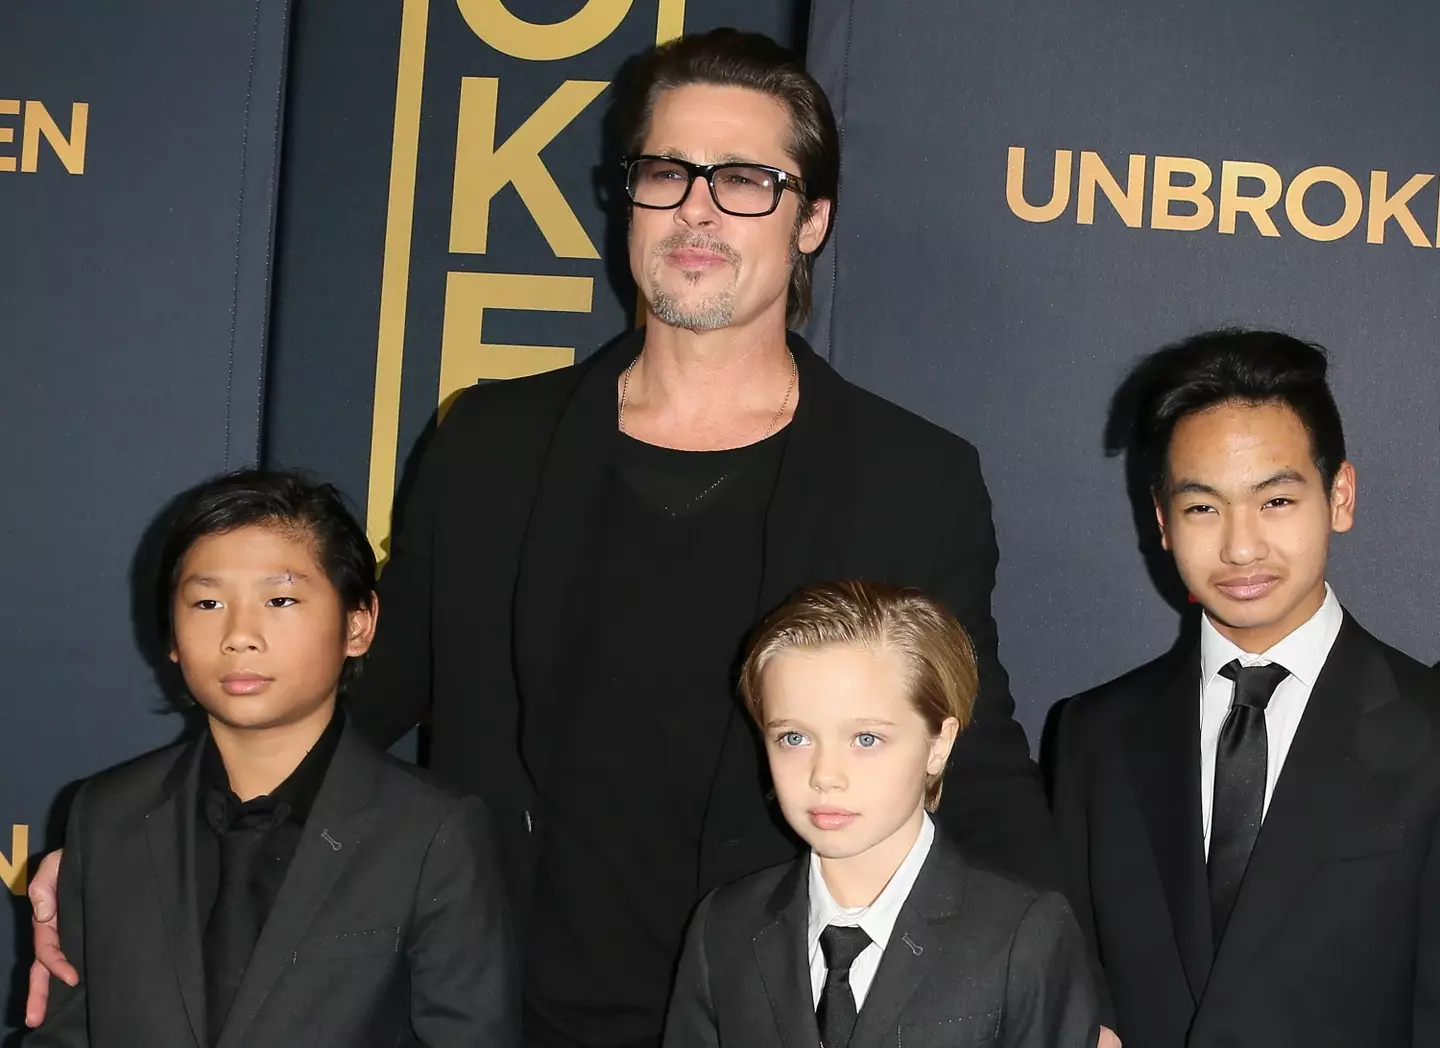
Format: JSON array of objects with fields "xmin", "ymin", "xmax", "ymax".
[
  {"xmin": 662, "ymin": 829, "xmax": 1099, "ymax": 1048},
  {"xmin": 1052, "ymin": 613, "xmax": 1440, "ymax": 1048},
  {"xmin": 26, "ymin": 718, "xmax": 518, "ymax": 1048},
  {"xmin": 352, "ymin": 329, "xmax": 1060, "ymax": 928}
]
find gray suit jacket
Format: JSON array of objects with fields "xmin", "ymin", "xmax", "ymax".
[
  {"xmin": 26, "ymin": 718, "xmax": 519, "ymax": 1048},
  {"xmin": 663, "ymin": 830, "xmax": 1098, "ymax": 1048}
]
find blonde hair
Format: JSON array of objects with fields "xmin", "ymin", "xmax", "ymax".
[{"xmin": 739, "ymin": 580, "xmax": 979, "ymax": 811}]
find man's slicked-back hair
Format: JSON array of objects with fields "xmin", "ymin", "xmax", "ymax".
[
  {"xmin": 156, "ymin": 469, "xmax": 376, "ymax": 692},
  {"xmin": 620, "ymin": 27, "xmax": 840, "ymax": 327},
  {"xmin": 739, "ymin": 580, "xmax": 977, "ymax": 812},
  {"xmin": 1131, "ymin": 328, "xmax": 1347, "ymax": 494}
]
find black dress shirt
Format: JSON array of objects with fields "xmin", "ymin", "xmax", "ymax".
[{"xmin": 196, "ymin": 708, "xmax": 345, "ymax": 1042}]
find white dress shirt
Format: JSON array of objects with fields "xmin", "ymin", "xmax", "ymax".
[
  {"xmin": 1199, "ymin": 583, "xmax": 1343, "ymax": 855},
  {"xmin": 807, "ymin": 814, "xmax": 934, "ymax": 1010}
]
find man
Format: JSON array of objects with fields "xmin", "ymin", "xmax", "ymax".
[
  {"xmin": 30, "ymin": 29, "xmax": 1059, "ymax": 1047},
  {"xmin": 1053, "ymin": 329, "xmax": 1440, "ymax": 1047}
]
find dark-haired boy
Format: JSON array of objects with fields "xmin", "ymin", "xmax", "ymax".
[
  {"xmin": 1053, "ymin": 330, "xmax": 1440, "ymax": 1048},
  {"xmin": 26, "ymin": 470, "xmax": 518, "ymax": 1048}
]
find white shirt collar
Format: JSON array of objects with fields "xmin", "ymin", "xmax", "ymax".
[
  {"xmin": 807, "ymin": 814, "xmax": 934, "ymax": 958},
  {"xmin": 1200, "ymin": 583, "xmax": 1343, "ymax": 690}
]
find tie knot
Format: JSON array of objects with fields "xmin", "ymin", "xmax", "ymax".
[
  {"xmin": 1218, "ymin": 659, "xmax": 1291, "ymax": 710},
  {"xmin": 820, "ymin": 925, "xmax": 873, "ymax": 974}
]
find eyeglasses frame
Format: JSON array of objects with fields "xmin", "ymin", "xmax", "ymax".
[{"xmin": 621, "ymin": 154, "xmax": 807, "ymax": 217}]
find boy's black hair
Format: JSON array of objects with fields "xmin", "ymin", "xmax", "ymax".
[
  {"xmin": 156, "ymin": 469, "xmax": 376, "ymax": 693},
  {"xmin": 1130, "ymin": 328, "xmax": 1347, "ymax": 494}
]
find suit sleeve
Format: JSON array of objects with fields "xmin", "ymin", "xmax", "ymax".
[
  {"xmin": 348, "ymin": 387, "xmax": 486, "ymax": 749},
  {"xmin": 1413, "ymin": 805, "xmax": 1440, "ymax": 1046},
  {"xmin": 407, "ymin": 795, "xmax": 520, "ymax": 1048},
  {"xmin": 662, "ymin": 892, "xmax": 720, "ymax": 1048},
  {"xmin": 24, "ymin": 786, "xmax": 90, "ymax": 1048},
  {"xmin": 1050, "ymin": 701, "xmax": 1116, "ymax": 1028},
  {"xmin": 929, "ymin": 441, "xmax": 1063, "ymax": 891},
  {"xmin": 1001, "ymin": 891, "xmax": 1100, "ymax": 1048}
]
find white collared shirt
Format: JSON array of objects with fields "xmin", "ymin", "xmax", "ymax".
[
  {"xmin": 806, "ymin": 814, "xmax": 934, "ymax": 1010},
  {"xmin": 1199, "ymin": 583, "xmax": 1343, "ymax": 855}
]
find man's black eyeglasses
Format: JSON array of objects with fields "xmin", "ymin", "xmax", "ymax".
[{"xmin": 622, "ymin": 155, "xmax": 805, "ymax": 217}]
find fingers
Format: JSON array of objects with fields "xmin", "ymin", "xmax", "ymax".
[
  {"xmin": 32, "ymin": 914, "xmax": 79, "ymax": 985},
  {"xmin": 1098, "ymin": 1026, "xmax": 1123, "ymax": 1048},
  {"xmin": 25, "ymin": 959, "xmax": 52, "ymax": 1028}
]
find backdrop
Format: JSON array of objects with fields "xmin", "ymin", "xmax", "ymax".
[
  {"xmin": 0, "ymin": 1, "xmax": 289, "ymax": 1035},
  {"xmin": 804, "ymin": 0, "xmax": 1440, "ymax": 750}
]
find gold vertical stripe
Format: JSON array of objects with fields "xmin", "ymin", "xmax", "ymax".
[
  {"xmin": 366, "ymin": 0, "xmax": 431, "ymax": 559},
  {"xmin": 655, "ymin": 0, "xmax": 686, "ymax": 43}
]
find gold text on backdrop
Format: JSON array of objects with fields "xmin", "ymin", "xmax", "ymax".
[
  {"xmin": 0, "ymin": 100, "xmax": 89, "ymax": 174},
  {"xmin": 1, "ymin": 824, "xmax": 28, "ymax": 895},
  {"xmin": 1007, "ymin": 147, "xmax": 1438, "ymax": 246}
]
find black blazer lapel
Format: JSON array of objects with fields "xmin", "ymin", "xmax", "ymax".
[
  {"xmin": 1202, "ymin": 615, "xmax": 1383, "ymax": 1000},
  {"xmin": 512, "ymin": 331, "xmax": 638, "ymax": 789},
  {"xmin": 753, "ymin": 856, "xmax": 823, "ymax": 1048},
  {"xmin": 143, "ymin": 739, "xmax": 209, "ymax": 1048},
  {"xmin": 214, "ymin": 722, "xmax": 378, "ymax": 1048},
  {"xmin": 846, "ymin": 834, "xmax": 964, "ymax": 1048},
  {"xmin": 1122, "ymin": 646, "xmax": 1212, "ymax": 1003}
]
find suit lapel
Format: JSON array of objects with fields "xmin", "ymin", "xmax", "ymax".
[
  {"xmin": 144, "ymin": 739, "xmax": 209, "ymax": 1048},
  {"xmin": 753, "ymin": 857, "xmax": 823, "ymax": 1048},
  {"xmin": 511, "ymin": 333, "xmax": 636, "ymax": 789},
  {"xmin": 1202, "ymin": 616, "xmax": 1382, "ymax": 1001},
  {"xmin": 214, "ymin": 722, "xmax": 378, "ymax": 1048},
  {"xmin": 847, "ymin": 836, "xmax": 965, "ymax": 1048},
  {"xmin": 1122, "ymin": 646, "xmax": 1212, "ymax": 1002}
]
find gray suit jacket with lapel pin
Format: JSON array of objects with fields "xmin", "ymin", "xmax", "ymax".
[
  {"xmin": 26, "ymin": 717, "xmax": 519, "ymax": 1048},
  {"xmin": 663, "ymin": 829, "xmax": 1099, "ymax": 1048}
]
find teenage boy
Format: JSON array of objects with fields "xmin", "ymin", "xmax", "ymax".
[
  {"xmin": 1053, "ymin": 330, "xmax": 1440, "ymax": 1048},
  {"xmin": 26, "ymin": 470, "xmax": 518, "ymax": 1048},
  {"xmin": 665, "ymin": 581, "xmax": 1098, "ymax": 1048}
]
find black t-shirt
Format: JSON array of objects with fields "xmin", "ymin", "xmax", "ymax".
[{"xmin": 524, "ymin": 427, "xmax": 787, "ymax": 1048}]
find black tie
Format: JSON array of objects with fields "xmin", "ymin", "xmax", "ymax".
[
  {"xmin": 1209, "ymin": 659, "xmax": 1290, "ymax": 948},
  {"xmin": 817, "ymin": 925, "xmax": 872, "ymax": 1048}
]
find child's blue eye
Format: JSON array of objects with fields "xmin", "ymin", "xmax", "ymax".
[
  {"xmin": 855, "ymin": 733, "xmax": 881, "ymax": 748},
  {"xmin": 777, "ymin": 731, "xmax": 807, "ymax": 748}
]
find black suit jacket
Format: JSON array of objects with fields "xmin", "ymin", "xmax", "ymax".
[
  {"xmin": 26, "ymin": 719, "xmax": 518, "ymax": 1048},
  {"xmin": 1053, "ymin": 613, "xmax": 1440, "ymax": 1048},
  {"xmin": 663, "ymin": 829, "xmax": 1099, "ymax": 1048},
  {"xmin": 353, "ymin": 330, "xmax": 1060, "ymax": 926}
]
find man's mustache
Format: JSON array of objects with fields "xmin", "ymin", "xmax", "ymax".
[{"xmin": 654, "ymin": 234, "xmax": 741, "ymax": 266}]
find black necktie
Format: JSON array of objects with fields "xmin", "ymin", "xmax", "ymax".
[
  {"xmin": 203, "ymin": 791, "xmax": 290, "ymax": 1045},
  {"xmin": 817, "ymin": 925, "xmax": 872, "ymax": 1048},
  {"xmin": 1209, "ymin": 659, "xmax": 1290, "ymax": 947}
]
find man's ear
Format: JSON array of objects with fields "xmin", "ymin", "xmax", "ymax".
[
  {"xmin": 1329, "ymin": 461, "xmax": 1357, "ymax": 534},
  {"xmin": 796, "ymin": 197, "xmax": 832, "ymax": 255}
]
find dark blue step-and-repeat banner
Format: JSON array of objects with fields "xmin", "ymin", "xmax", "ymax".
[
  {"xmin": 1, "ymin": 1, "xmax": 289, "ymax": 1033},
  {"xmin": 805, "ymin": 0, "xmax": 1440, "ymax": 747}
]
